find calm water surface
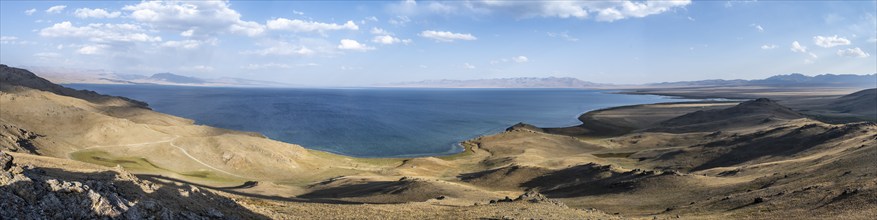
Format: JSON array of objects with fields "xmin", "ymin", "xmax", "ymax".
[{"xmin": 68, "ymin": 84, "xmax": 690, "ymax": 157}]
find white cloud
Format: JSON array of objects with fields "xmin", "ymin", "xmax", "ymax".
[
  {"xmin": 463, "ymin": 63, "xmax": 476, "ymax": 69},
  {"xmin": 369, "ymin": 28, "xmax": 411, "ymax": 45},
  {"xmin": 46, "ymin": 5, "xmax": 67, "ymax": 14},
  {"xmin": 40, "ymin": 21, "xmax": 162, "ymax": 43},
  {"xmin": 808, "ymin": 52, "xmax": 818, "ymax": 59},
  {"xmin": 337, "ymin": 39, "xmax": 374, "ymax": 51},
  {"xmin": 266, "ymin": 18, "xmax": 358, "ymax": 33},
  {"xmin": 34, "ymin": 52, "xmax": 62, "ymax": 59},
  {"xmin": 242, "ymin": 63, "xmax": 293, "ymax": 70},
  {"xmin": 760, "ymin": 44, "xmax": 777, "ymax": 50},
  {"xmin": 242, "ymin": 41, "xmax": 314, "ymax": 56},
  {"xmin": 388, "ymin": 16, "xmax": 411, "ymax": 26},
  {"xmin": 869, "ymin": 37, "xmax": 877, "ymax": 43},
  {"xmin": 428, "ymin": 2, "xmax": 456, "ymax": 14},
  {"xmin": 686, "ymin": 16, "xmax": 695, "ymax": 21},
  {"xmin": 366, "ymin": 16, "xmax": 379, "ymax": 22},
  {"xmin": 0, "ymin": 36, "xmax": 34, "ymax": 45},
  {"xmin": 491, "ymin": 56, "xmax": 530, "ymax": 64},
  {"xmin": 837, "ymin": 47, "xmax": 871, "ymax": 58},
  {"xmin": 723, "ymin": 0, "xmax": 757, "ymax": 8},
  {"xmin": 161, "ymin": 39, "xmax": 215, "ymax": 49},
  {"xmin": 790, "ymin": 41, "xmax": 807, "ymax": 53},
  {"xmin": 0, "ymin": 36, "xmax": 18, "ymax": 44},
  {"xmin": 471, "ymin": 0, "xmax": 691, "ymax": 22},
  {"xmin": 25, "ymin": 8, "xmax": 36, "ymax": 15},
  {"xmin": 373, "ymin": 35, "xmax": 412, "ymax": 45},
  {"xmin": 813, "ymin": 35, "xmax": 851, "ymax": 48},
  {"xmin": 547, "ymin": 31, "xmax": 579, "ymax": 42},
  {"xmin": 181, "ymin": 29, "xmax": 195, "ymax": 37},
  {"xmin": 122, "ymin": 1, "xmax": 264, "ymax": 37},
  {"xmin": 420, "ymin": 30, "xmax": 477, "ymax": 42},
  {"xmin": 751, "ymin": 24, "xmax": 764, "ymax": 32},
  {"xmin": 229, "ymin": 21, "xmax": 265, "ymax": 36},
  {"xmin": 388, "ymin": 0, "xmax": 419, "ymax": 15},
  {"xmin": 339, "ymin": 66, "xmax": 362, "ymax": 71},
  {"xmin": 371, "ymin": 27, "xmax": 390, "ymax": 35},
  {"xmin": 512, "ymin": 56, "xmax": 529, "ymax": 63},
  {"xmin": 0, "ymin": 36, "xmax": 32, "ymax": 45},
  {"xmin": 77, "ymin": 45, "xmax": 105, "ymax": 55},
  {"xmin": 74, "ymin": 8, "xmax": 121, "ymax": 19},
  {"xmin": 292, "ymin": 10, "xmax": 305, "ymax": 16}
]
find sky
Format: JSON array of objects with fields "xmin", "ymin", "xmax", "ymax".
[{"xmin": 0, "ymin": 0, "xmax": 875, "ymax": 86}]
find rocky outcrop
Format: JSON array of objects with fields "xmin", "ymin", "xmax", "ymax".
[
  {"xmin": 0, "ymin": 124, "xmax": 41, "ymax": 154},
  {"xmin": 0, "ymin": 151, "xmax": 266, "ymax": 219}
]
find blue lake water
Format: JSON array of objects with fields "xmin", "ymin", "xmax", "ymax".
[{"xmin": 67, "ymin": 84, "xmax": 690, "ymax": 157}]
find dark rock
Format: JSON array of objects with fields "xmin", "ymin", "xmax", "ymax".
[
  {"xmin": 841, "ymin": 188, "xmax": 859, "ymax": 196},
  {"xmin": 0, "ymin": 151, "xmax": 12, "ymax": 170},
  {"xmin": 717, "ymin": 169, "xmax": 739, "ymax": 176},
  {"xmin": 753, "ymin": 197, "xmax": 765, "ymax": 204}
]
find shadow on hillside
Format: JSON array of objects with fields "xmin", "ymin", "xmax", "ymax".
[
  {"xmin": 690, "ymin": 124, "xmax": 854, "ymax": 171},
  {"xmin": 520, "ymin": 164, "xmax": 648, "ymax": 198},
  {"xmin": 137, "ymin": 174, "xmax": 364, "ymax": 205},
  {"xmin": 295, "ymin": 180, "xmax": 419, "ymax": 204}
]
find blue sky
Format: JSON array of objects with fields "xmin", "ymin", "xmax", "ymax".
[{"xmin": 1, "ymin": 0, "xmax": 875, "ymax": 86}]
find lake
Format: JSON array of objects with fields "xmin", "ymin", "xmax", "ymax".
[{"xmin": 67, "ymin": 84, "xmax": 690, "ymax": 157}]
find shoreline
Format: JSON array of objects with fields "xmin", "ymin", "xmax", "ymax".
[{"xmin": 615, "ymin": 89, "xmax": 757, "ymax": 100}]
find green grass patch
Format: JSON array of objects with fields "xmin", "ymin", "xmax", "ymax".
[
  {"xmin": 70, "ymin": 149, "xmax": 243, "ymax": 184},
  {"xmin": 71, "ymin": 150, "xmax": 168, "ymax": 173}
]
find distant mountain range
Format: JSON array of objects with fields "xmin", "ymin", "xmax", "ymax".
[
  {"xmin": 380, "ymin": 77, "xmax": 609, "ymax": 88},
  {"xmin": 28, "ymin": 66, "xmax": 291, "ymax": 87},
  {"xmin": 647, "ymin": 73, "xmax": 877, "ymax": 88},
  {"xmin": 109, "ymin": 72, "xmax": 294, "ymax": 87},
  {"xmin": 385, "ymin": 73, "xmax": 876, "ymax": 89}
]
